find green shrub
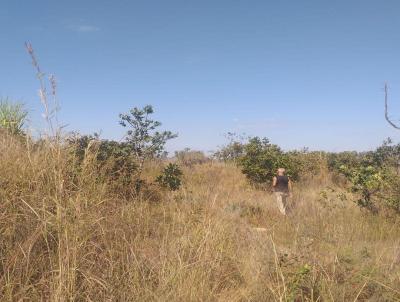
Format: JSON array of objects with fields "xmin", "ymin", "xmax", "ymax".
[
  {"xmin": 238, "ymin": 137, "xmax": 300, "ymax": 185},
  {"xmin": 156, "ymin": 163, "xmax": 183, "ymax": 191},
  {"xmin": 214, "ymin": 132, "xmax": 246, "ymax": 162},
  {"xmin": 327, "ymin": 151, "xmax": 362, "ymax": 172},
  {"xmin": 287, "ymin": 264, "xmax": 313, "ymax": 301},
  {"xmin": 0, "ymin": 98, "xmax": 28, "ymax": 136},
  {"xmin": 67, "ymin": 133, "xmax": 138, "ymax": 188},
  {"xmin": 370, "ymin": 137, "xmax": 400, "ymax": 168},
  {"xmin": 287, "ymin": 149, "xmax": 328, "ymax": 179},
  {"xmin": 381, "ymin": 174, "xmax": 400, "ymax": 212},
  {"xmin": 340, "ymin": 165, "xmax": 384, "ymax": 211},
  {"xmin": 119, "ymin": 105, "xmax": 177, "ymax": 169},
  {"xmin": 337, "ymin": 139, "xmax": 400, "ymax": 213}
]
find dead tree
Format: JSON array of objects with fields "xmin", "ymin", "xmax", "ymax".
[
  {"xmin": 384, "ymin": 83, "xmax": 400, "ymax": 174},
  {"xmin": 384, "ymin": 83, "xmax": 400, "ymax": 129}
]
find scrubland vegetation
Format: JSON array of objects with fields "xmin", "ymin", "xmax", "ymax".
[
  {"xmin": 1, "ymin": 48, "xmax": 400, "ymax": 301},
  {"xmin": 1, "ymin": 99, "xmax": 400, "ymax": 302}
]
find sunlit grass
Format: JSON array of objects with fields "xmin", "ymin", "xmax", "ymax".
[{"xmin": 0, "ymin": 134, "xmax": 399, "ymax": 301}]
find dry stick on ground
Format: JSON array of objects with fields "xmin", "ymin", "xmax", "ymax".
[{"xmin": 384, "ymin": 83, "xmax": 400, "ymax": 130}]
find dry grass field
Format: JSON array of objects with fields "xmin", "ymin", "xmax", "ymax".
[{"xmin": 1, "ymin": 132, "xmax": 400, "ymax": 301}]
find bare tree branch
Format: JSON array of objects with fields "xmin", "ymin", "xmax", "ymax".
[{"xmin": 384, "ymin": 83, "xmax": 400, "ymax": 130}]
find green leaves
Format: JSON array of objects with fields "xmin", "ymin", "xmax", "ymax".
[
  {"xmin": 118, "ymin": 105, "xmax": 179, "ymax": 194},
  {"xmin": 119, "ymin": 105, "xmax": 177, "ymax": 161},
  {"xmin": 238, "ymin": 137, "xmax": 300, "ymax": 185},
  {"xmin": 336, "ymin": 139, "xmax": 400, "ymax": 213},
  {"xmin": 214, "ymin": 132, "xmax": 247, "ymax": 161},
  {"xmin": 156, "ymin": 163, "xmax": 183, "ymax": 191},
  {"xmin": 67, "ymin": 134, "xmax": 138, "ymax": 186},
  {"xmin": 0, "ymin": 98, "xmax": 28, "ymax": 136},
  {"xmin": 339, "ymin": 163, "xmax": 400, "ymax": 212}
]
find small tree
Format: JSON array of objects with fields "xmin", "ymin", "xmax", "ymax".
[
  {"xmin": 119, "ymin": 105, "xmax": 177, "ymax": 176},
  {"xmin": 338, "ymin": 139, "xmax": 400, "ymax": 213},
  {"xmin": 340, "ymin": 165, "xmax": 384, "ymax": 212},
  {"xmin": 214, "ymin": 132, "xmax": 247, "ymax": 161},
  {"xmin": 238, "ymin": 137, "xmax": 299, "ymax": 186},
  {"xmin": 156, "ymin": 163, "xmax": 183, "ymax": 191}
]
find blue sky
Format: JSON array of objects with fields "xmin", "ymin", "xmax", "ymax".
[{"xmin": 2, "ymin": 0, "xmax": 400, "ymax": 153}]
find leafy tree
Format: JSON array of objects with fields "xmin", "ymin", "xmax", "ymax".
[
  {"xmin": 214, "ymin": 132, "xmax": 246, "ymax": 161},
  {"xmin": 382, "ymin": 174, "xmax": 400, "ymax": 213},
  {"xmin": 337, "ymin": 139, "xmax": 400, "ymax": 213},
  {"xmin": 0, "ymin": 98, "xmax": 28, "ymax": 136},
  {"xmin": 340, "ymin": 165, "xmax": 384, "ymax": 212},
  {"xmin": 327, "ymin": 151, "xmax": 362, "ymax": 172},
  {"xmin": 238, "ymin": 137, "xmax": 300, "ymax": 185},
  {"xmin": 287, "ymin": 149, "xmax": 328, "ymax": 179},
  {"xmin": 156, "ymin": 163, "xmax": 183, "ymax": 191},
  {"xmin": 119, "ymin": 105, "xmax": 177, "ymax": 173},
  {"xmin": 371, "ymin": 138, "xmax": 400, "ymax": 171}
]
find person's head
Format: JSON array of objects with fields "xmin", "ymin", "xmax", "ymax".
[{"xmin": 277, "ymin": 168, "xmax": 285, "ymax": 176}]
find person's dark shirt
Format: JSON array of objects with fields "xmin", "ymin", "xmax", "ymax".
[{"xmin": 275, "ymin": 175, "xmax": 289, "ymax": 193}]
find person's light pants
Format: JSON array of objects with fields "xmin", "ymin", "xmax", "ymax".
[{"xmin": 274, "ymin": 192, "xmax": 289, "ymax": 215}]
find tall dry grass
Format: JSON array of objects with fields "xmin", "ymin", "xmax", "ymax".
[{"xmin": 1, "ymin": 131, "xmax": 400, "ymax": 301}]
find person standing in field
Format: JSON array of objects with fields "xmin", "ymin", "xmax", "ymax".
[{"xmin": 272, "ymin": 168, "xmax": 292, "ymax": 215}]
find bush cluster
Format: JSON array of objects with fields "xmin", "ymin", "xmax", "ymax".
[
  {"xmin": 328, "ymin": 138, "xmax": 400, "ymax": 213},
  {"xmin": 238, "ymin": 137, "xmax": 300, "ymax": 185},
  {"xmin": 215, "ymin": 133, "xmax": 400, "ymax": 213},
  {"xmin": 175, "ymin": 148, "xmax": 209, "ymax": 166},
  {"xmin": 3, "ymin": 98, "xmax": 400, "ymax": 213}
]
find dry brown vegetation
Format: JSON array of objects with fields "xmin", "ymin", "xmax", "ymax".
[{"xmin": 1, "ymin": 131, "xmax": 400, "ymax": 301}]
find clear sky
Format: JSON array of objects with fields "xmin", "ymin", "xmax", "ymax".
[{"xmin": 2, "ymin": 0, "xmax": 400, "ymax": 153}]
